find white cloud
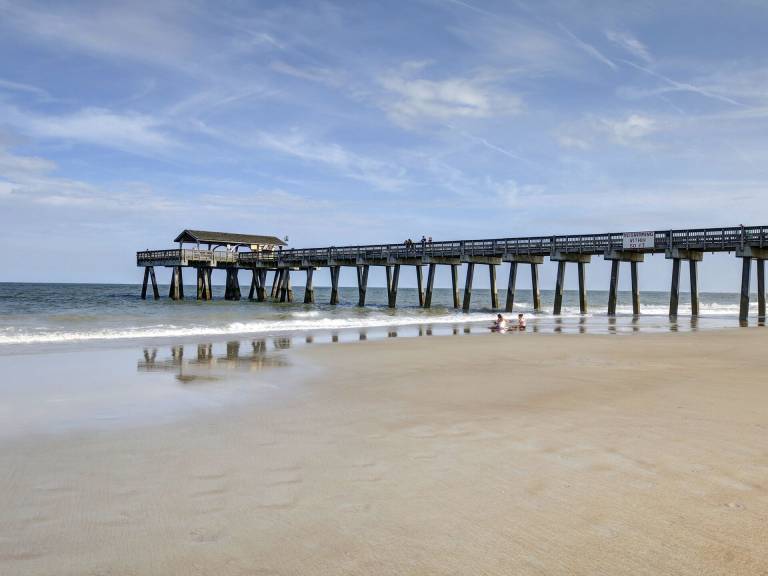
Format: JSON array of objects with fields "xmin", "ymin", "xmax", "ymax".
[
  {"xmin": 255, "ymin": 130, "xmax": 409, "ymax": 191},
  {"xmin": 379, "ymin": 64, "xmax": 522, "ymax": 127},
  {"xmin": 557, "ymin": 114, "xmax": 659, "ymax": 149},
  {"xmin": 605, "ymin": 30, "xmax": 652, "ymax": 63},
  {"xmin": 0, "ymin": 105, "xmax": 174, "ymax": 153}
]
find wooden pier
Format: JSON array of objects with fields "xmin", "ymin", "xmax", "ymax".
[{"xmin": 137, "ymin": 226, "xmax": 768, "ymax": 323}]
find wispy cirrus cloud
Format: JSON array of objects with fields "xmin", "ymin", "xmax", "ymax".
[
  {"xmin": 378, "ymin": 62, "xmax": 522, "ymax": 127},
  {"xmin": 605, "ymin": 30, "xmax": 652, "ymax": 63}
]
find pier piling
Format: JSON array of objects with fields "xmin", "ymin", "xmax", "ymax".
[
  {"xmin": 387, "ymin": 264, "xmax": 400, "ymax": 308},
  {"xmin": 553, "ymin": 261, "xmax": 566, "ymax": 315},
  {"xmin": 578, "ymin": 262, "xmax": 588, "ymax": 314},
  {"xmin": 304, "ymin": 268, "xmax": 315, "ymax": 304},
  {"xmin": 608, "ymin": 260, "xmax": 619, "ymax": 316},
  {"xmin": 451, "ymin": 264, "xmax": 460, "ymax": 308},
  {"xmin": 669, "ymin": 259, "xmax": 681, "ymax": 317},
  {"xmin": 169, "ymin": 266, "xmax": 184, "ymax": 300},
  {"xmin": 631, "ymin": 261, "xmax": 640, "ymax": 316},
  {"xmin": 462, "ymin": 262, "xmax": 475, "ymax": 312},
  {"xmin": 141, "ymin": 266, "xmax": 160, "ymax": 300},
  {"xmin": 357, "ymin": 265, "xmax": 368, "ymax": 306},
  {"xmin": 758, "ymin": 259, "xmax": 766, "ymax": 319},
  {"xmin": 740, "ymin": 257, "xmax": 751, "ymax": 323},
  {"xmin": 689, "ymin": 260, "xmax": 699, "ymax": 316},
  {"xmin": 416, "ymin": 265, "xmax": 425, "ymax": 307},
  {"xmin": 198, "ymin": 267, "xmax": 212, "ymax": 300},
  {"xmin": 531, "ymin": 264, "xmax": 541, "ymax": 311},
  {"xmin": 424, "ymin": 263, "xmax": 436, "ymax": 308},
  {"xmin": 270, "ymin": 270, "xmax": 280, "ymax": 299},
  {"xmin": 505, "ymin": 262, "xmax": 517, "ymax": 312},
  {"xmin": 330, "ymin": 266, "xmax": 340, "ymax": 305},
  {"xmin": 489, "ymin": 264, "xmax": 499, "ymax": 309}
]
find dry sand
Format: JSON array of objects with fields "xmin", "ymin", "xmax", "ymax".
[{"xmin": 2, "ymin": 329, "xmax": 768, "ymax": 575}]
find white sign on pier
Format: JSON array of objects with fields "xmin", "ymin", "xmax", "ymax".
[{"xmin": 622, "ymin": 231, "xmax": 655, "ymax": 250}]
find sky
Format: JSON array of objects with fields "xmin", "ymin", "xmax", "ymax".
[{"xmin": 1, "ymin": 0, "xmax": 767, "ymax": 290}]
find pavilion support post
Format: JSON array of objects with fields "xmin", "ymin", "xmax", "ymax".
[
  {"xmin": 356, "ymin": 265, "xmax": 369, "ymax": 307},
  {"xmin": 669, "ymin": 259, "xmax": 681, "ymax": 317},
  {"xmin": 740, "ymin": 257, "xmax": 751, "ymax": 323},
  {"xmin": 424, "ymin": 263, "xmax": 436, "ymax": 308},
  {"xmin": 505, "ymin": 262, "xmax": 517, "ymax": 312},
  {"xmin": 631, "ymin": 261, "xmax": 640, "ymax": 316},
  {"xmin": 387, "ymin": 264, "xmax": 400, "ymax": 308},
  {"xmin": 169, "ymin": 266, "xmax": 183, "ymax": 301},
  {"xmin": 286, "ymin": 270, "xmax": 293, "ymax": 302},
  {"xmin": 416, "ymin": 265, "xmax": 425, "ymax": 307},
  {"xmin": 330, "ymin": 266, "xmax": 340, "ymax": 305},
  {"xmin": 199, "ymin": 267, "xmax": 212, "ymax": 300},
  {"xmin": 758, "ymin": 259, "xmax": 766, "ymax": 319},
  {"xmin": 304, "ymin": 268, "xmax": 315, "ymax": 304},
  {"xmin": 462, "ymin": 262, "xmax": 475, "ymax": 312},
  {"xmin": 489, "ymin": 264, "xmax": 499, "ymax": 309},
  {"xmin": 689, "ymin": 259, "xmax": 700, "ymax": 317},
  {"xmin": 531, "ymin": 263, "xmax": 541, "ymax": 311},
  {"xmin": 578, "ymin": 261, "xmax": 588, "ymax": 314},
  {"xmin": 608, "ymin": 260, "xmax": 620, "ymax": 316},
  {"xmin": 270, "ymin": 270, "xmax": 280, "ymax": 299},
  {"xmin": 141, "ymin": 267, "xmax": 150, "ymax": 299},
  {"xmin": 553, "ymin": 261, "xmax": 566, "ymax": 315},
  {"xmin": 451, "ymin": 264, "xmax": 460, "ymax": 308}
]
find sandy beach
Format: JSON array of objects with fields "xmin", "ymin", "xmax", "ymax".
[{"xmin": 2, "ymin": 329, "xmax": 768, "ymax": 575}]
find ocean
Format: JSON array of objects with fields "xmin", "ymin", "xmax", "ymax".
[{"xmin": 0, "ymin": 282, "xmax": 763, "ymax": 349}]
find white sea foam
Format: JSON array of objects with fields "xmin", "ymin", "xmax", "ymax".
[{"xmin": 0, "ymin": 312, "xmax": 495, "ymax": 345}]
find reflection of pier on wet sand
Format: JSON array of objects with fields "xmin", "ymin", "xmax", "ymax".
[{"xmin": 137, "ymin": 340, "xmax": 287, "ymax": 382}]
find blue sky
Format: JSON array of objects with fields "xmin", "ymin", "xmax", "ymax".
[{"xmin": 1, "ymin": 0, "xmax": 767, "ymax": 289}]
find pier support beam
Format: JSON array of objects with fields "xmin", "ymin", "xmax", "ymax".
[
  {"xmin": 270, "ymin": 270, "xmax": 280, "ymax": 299},
  {"xmin": 424, "ymin": 264, "xmax": 436, "ymax": 308},
  {"xmin": 666, "ymin": 249, "xmax": 702, "ymax": 317},
  {"xmin": 248, "ymin": 269, "xmax": 260, "ymax": 301},
  {"xmin": 531, "ymin": 264, "xmax": 541, "ymax": 311},
  {"xmin": 607, "ymin": 260, "xmax": 619, "ymax": 316},
  {"xmin": 330, "ymin": 266, "xmax": 340, "ymax": 305},
  {"xmin": 224, "ymin": 268, "xmax": 241, "ymax": 301},
  {"xmin": 416, "ymin": 265, "xmax": 425, "ymax": 307},
  {"xmin": 451, "ymin": 264, "xmax": 460, "ymax": 308},
  {"xmin": 489, "ymin": 264, "xmax": 499, "ymax": 309},
  {"xmin": 141, "ymin": 266, "xmax": 160, "ymax": 300},
  {"xmin": 505, "ymin": 262, "xmax": 518, "ymax": 312},
  {"xmin": 689, "ymin": 260, "xmax": 699, "ymax": 316},
  {"xmin": 553, "ymin": 261, "xmax": 566, "ymax": 315},
  {"xmin": 631, "ymin": 261, "xmax": 640, "ymax": 316},
  {"xmin": 279, "ymin": 270, "xmax": 293, "ymax": 302},
  {"xmin": 606, "ymin": 251, "xmax": 644, "ymax": 316},
  {"xmin": 387, "ymin": 264, "xmax": 400, "ymax": 308},
  {"xmin": 356, "ymin": 265, "xmax": 369, "ymax": 307},
  {"xmin": 197, "ymin": 267, "xmax": 212, "ymax": 300},
  {"xmin": 551, "ymin": 252, "xmax": 591, "ymax": 315},
  {"xmin": 669, "ymin": 259, "xmax": 681, "ymax": 317},
  {"xmin": 462, "ymin": 262, "xmax": 475, "ymax": 312},
  {"xmin": 304, "ymin": 268, "xmax": 315, "ymax": 304},
  {"xmin": 578, "ymin": 262, "xmax": 588, "ymax": 314},
  {"xmin": 758, "ymin": 259, "xmax": 766, "ymax": 320},
  {"xmin": 740, "ymin": 257, "xmax": 751, "ymax": 323},
  {"xmin": 256, "ymin": 270, "xmax": 267, "ymax": 301},
  {"xmin": 169, "ymin": 266, "xmax": 184, "ymax": 300}
]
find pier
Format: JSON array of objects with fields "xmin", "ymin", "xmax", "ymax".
[{"xmin": 137, "ymin": 226, "xmax": 768, "ymax": 323}]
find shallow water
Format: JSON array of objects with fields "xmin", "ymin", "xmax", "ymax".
[{"xmin": 0, "ymin": 282, "xmax": 764, "ymax": 351}]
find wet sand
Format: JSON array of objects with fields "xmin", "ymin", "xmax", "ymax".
[{"xmin": 2, "ymin": 329, "xmax": 768, "ymax": 575}]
